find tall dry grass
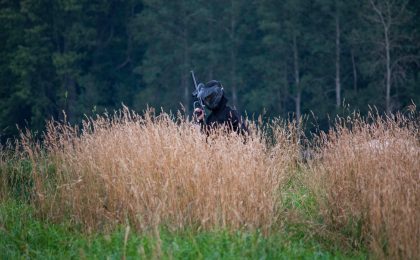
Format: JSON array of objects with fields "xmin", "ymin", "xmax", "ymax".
[
  {"xmin": 20, "ymin": 108, "xmax": 299, "ymax": 233},
  {"xmin": 5, "ymin": 106, "xmax": 419, "ymax": 258},
  {"xmin": 0, "ymin": 141, "xmax": 34, "ymax": 203},
  {"xmin": 309, "ymin": 112, "xmax": 420, "ymax": 259},
  {"xmin": 0, "ymin": 145, "xmax": 7, "ymax": 201}
]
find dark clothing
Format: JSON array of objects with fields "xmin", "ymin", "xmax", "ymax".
[{"xmin": 199, "ymin": 96, "xmax": 248, "ymax": 135}]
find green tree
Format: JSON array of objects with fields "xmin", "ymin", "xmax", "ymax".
[
  {"xmin": 0, "ymin": 1, "xmax": 27, "ymax": 139},
  {"xmin": 3, "ymin": 0, "xmax": 59, "ymax": 137},
  {"xmin": 133, "ymin": 0, "xmax": 207, "ymax": 115},
  {"xmin": 257, "ymin": 0, "xmax": 325, "ymax": 121}
]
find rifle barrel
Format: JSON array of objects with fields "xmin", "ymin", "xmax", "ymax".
[{"xmin": 191, "ymin": 71, "xmax": 198, "ymax": 88}]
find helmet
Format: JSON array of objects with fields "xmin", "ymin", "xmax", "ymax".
[
  {"xmin": 192, "ymin": 83, "xmax": 205, "ymax": 97},
  {"xmin": 198, "ymin": 80, "xmax": 224, "ymax": 110}
]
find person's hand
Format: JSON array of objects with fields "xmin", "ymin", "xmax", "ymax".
[{"xmin": 194, "ymin": 108, "xmax": 205, "ymax": 122}]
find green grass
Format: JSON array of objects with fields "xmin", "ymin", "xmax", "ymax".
[
  {"xmin": 0, "ymin": 199, "xmax": 367, "ymax": 259},
  {"xmin": 0, "ymin": 159, "xmax": 367, "ymax": 259}
]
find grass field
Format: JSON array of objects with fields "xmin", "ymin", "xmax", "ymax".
[
  {"xmin": 0, "ymin": 194, "xmax": 366, "ymax": 259},
  {"xmin": 0, "ymin": 108, "xmax": 418, "ymax": 259}
]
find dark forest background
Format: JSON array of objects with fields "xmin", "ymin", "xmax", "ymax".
[{"xmin": 1, "ymin": 0, "xmax": 419, "ymax": 141}]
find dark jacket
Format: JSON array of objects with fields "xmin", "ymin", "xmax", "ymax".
[{"xmin": 199, "ymin": 96, "xmax": 248, "ymax": 135}]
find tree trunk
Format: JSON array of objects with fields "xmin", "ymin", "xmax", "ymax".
[
  {"xmin": 384, "ymin": 26, "xmax": 391, "ymax": 113},
  {"xmin": 230, "ymin": 0, "xmax": 238, "ymax": 108},
  {"xmin": 230, "ymin": 47, "xmax": 237, "ymax": 108},
  {"xmin": 335, "ymin": 9, "xmax": 341, "ymax": 108},
  {"xmin": 182, "ymin": 5, "xmax": 190, "ymax": 115},
  {"xmin": 208, "ymin": 19, "xmax": 215, "ymax": 80},
  {"xmin": 293, "ymin": 34, "xmax": 301, "ymax": 121},
  {"xmin": 64, "ymin": 76, "xmax": 76, "ymax": 122},
  {"xmin": 183, "ymin": 42, "xmax": 190, "ymax": 114},
  {"xmin": 369, "ymin": 0, "xmax": 392, "ymax": 113},
  {"xmin": 351, "ymin": 49, "xmax": 358, "ymax": 91},
  {"xmin": 182, "ymin": 68, "xmax": 190, "ymax": 115},
  {"xmin": 282, "ymin": 62, "xmax": 289, "ymax": 117}
]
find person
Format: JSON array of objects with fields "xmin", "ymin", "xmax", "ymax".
[{"xmin": 193, "ymin": 80, "xmax": 248, "ymax": 135}]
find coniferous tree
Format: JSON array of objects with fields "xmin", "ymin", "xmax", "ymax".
[{"xmin": 1, "ymin": 0, "xmax": 420, "ymax": 141}]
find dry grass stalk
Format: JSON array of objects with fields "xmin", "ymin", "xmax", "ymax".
[
  {"xmin": 0, "ymin": 145, "xmax": 7, "ymax": 201},
  {"xmin": 310, "ymin": 112, "xmax": 420, "ymax": 259},
  {"xmin": 2, "ymin": 107, "xmax": 419, "ymax": 258},
  {"xmin": 22, "ymin": 108, "xmax": 299, "ymax": 233},
  {"xmin": 0, "ymin": 141, "xmax": 32, "ymax": 202}
]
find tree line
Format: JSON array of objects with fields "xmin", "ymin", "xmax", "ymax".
[{"xmin": 1, "ymin": 0, "xmax": 419, "ymax": 141}]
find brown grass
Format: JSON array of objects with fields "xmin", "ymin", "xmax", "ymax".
[
  {"xmin": 0, "ymin": 142, "xmax": 31, "ymax": 203},
  {"xmin": 0, "ymin": 145, "xmax": 7, "ymax": 201},
  {"xmin": 309, "ymin": 112, "xmax": 420, "ymax": 259},
  {"xmin": 20, "ymin": 108, "xmax": 299, "ymax": 233},
  {"xmin": 3, "ymin": 106, "xmax": 419, "ymax": 259}
]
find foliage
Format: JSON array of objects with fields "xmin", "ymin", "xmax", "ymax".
[{"xmin": 1, "ymin": 0, "xmax": 420, "ymax": 141}]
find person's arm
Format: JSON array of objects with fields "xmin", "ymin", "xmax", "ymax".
[
  {"xmin": 194, "ymin": 108, "xmax": 205, "ymax": 123},
  {"xmin": 228, "ymin": 109, "xmax": 248, "ymax": 135},
  {"xmin": 194, "ymin": 108, "xmax": 211, "ymax": 134}
]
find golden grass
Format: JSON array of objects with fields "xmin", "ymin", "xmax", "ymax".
[
  {"xmin": 3, "ymin": 106, "xmax": 419, "ymax": 259},
  {"xmin": 309, "ymin": 112, "xmax": 420, "ymax": 259},
  {"xmin": 21, "ymin": 108, "xmax": 299, "ymax": 233}
]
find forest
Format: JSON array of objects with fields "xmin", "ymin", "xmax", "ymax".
[
  {"xmin": 1, "ymin": 0, "xmax": 419, "ymax": 140},
  {"xmin": 1, "ymin": 1, "xmax": 420, "ymax": 258}
]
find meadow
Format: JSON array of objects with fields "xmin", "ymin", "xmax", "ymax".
[{"xmin": 1, "ymin": 107, "xmax": 418, "ymax": 259}]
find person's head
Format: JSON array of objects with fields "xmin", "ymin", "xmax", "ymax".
[{"xmin": 198, "ymin": 80, "xmax": 224, "ymax": 110}]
